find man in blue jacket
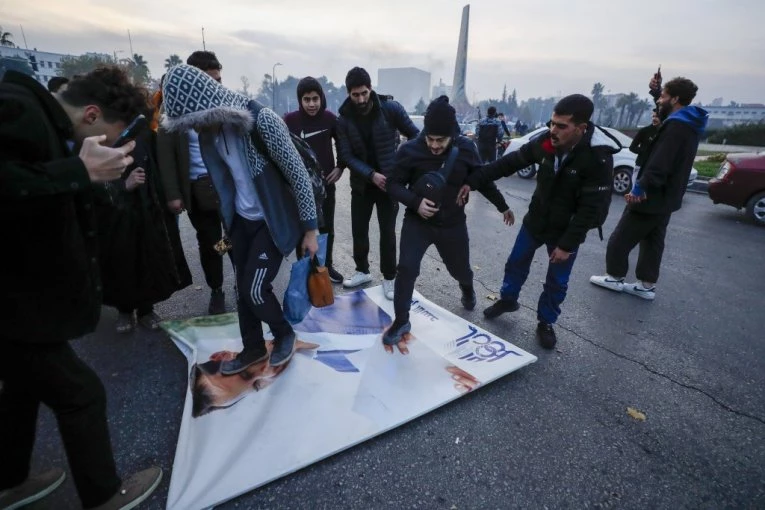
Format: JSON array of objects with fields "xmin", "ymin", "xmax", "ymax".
[
  {"xmin": 590, "ymin": 77, "xmax": 707, "ymax": 301},
  {"xmin": 336, "ymin": 67, "xmax": 419, "ymax": 299}
]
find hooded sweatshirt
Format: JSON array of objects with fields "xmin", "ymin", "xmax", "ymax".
[
  {"xmin": 283, "ymin": 77, "xmax": 340, "ymax": 176},
  {"xmin": 631, "ymin": 105, "xmax": 708, "ymax": 214}
]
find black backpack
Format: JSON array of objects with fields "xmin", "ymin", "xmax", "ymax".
[
  {"xmin": 575, "ymin": 126, "xmax": 621, "ymax": 240},
  {"xmin": 411, "ymin": 146, "xmax": 459, "ymax": 208},
  {"xmin": 477, "ymin": 119, "xmax": 500, "ymax": 145},
  {"xmin": 248, "ymin": 102, "xmax": 327, "ymax": 227}
]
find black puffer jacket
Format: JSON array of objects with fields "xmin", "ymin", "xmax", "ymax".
[
  {"xmin": 0, "ymin": 70, "xmax": 101, "ymax": 344},
  {"xmin": 389, "ymin": 133, "xmax": 509, "ymax": 227},
  {"xmin": 467, "ymin": 124, "xmax": 619, "ymax": 251},
  {"xmin": 336, "ymin": 91, "xmax": 419, "ymax": 193}
]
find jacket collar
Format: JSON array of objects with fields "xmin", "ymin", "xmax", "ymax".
[{"xmin": 2, "ymin": 70, "xmax": 74, "ymax": 139}]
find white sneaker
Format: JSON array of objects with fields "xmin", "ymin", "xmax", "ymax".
[
  {"xmin": 589, "ymin": 274, "xmax": 625, "ymax": 292},
  {"xmin": 382, "ymin": 278, "xmax": 395, "ymax": 300},
  {"xmin": 342, "ymin": 271, "xmax": 373, "ymax": 288},
  {"xmin": 623, "ymin": 282, "xmax": 656, "ymax": 301}
]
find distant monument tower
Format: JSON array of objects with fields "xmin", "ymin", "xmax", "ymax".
[{"xmin": 451, "ymin": 4, "xmax": 471, "ymax": 113}]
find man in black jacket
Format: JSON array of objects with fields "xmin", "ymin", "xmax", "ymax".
[
  {"xmin": 460, "ymin": 94, "xmax": 618, "ymax": 349},
  {"xmin": 590, "ymin": 77, "xmax": 707, "ymax": 300},
  {"xmin": 336, "ymin": 67, "xmax": 419, "ymax": 300},
  {"xmin": 384, "ymin": 96, "xmax": 513, "ymax": 350},
  {"xmin": 0, "ymin": 68, "xmax": 162, "ymax": 509}
]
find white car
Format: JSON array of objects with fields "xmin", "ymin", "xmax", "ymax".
[{"xmin": 502, "ymin": 127, "xmax": 698, "ymax": 194}]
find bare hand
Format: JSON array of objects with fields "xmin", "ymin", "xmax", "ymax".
[
  {"xmin": 649, "ymin": 76, "xmax": 661, "ymax": 92},
  {"xmin": 446, "ymin": 366, "xmax": 480, "ymax": 394},
  {"xmin": 167, "ymin": 199, "xmax": 185, "ymax": 214},
  {"xmin": 371, "ymin": 171, "xmax": 386, "ymax": 191},
  {"xmin": 456, "ymin": 184, "xmax": 471, "ymax": 206},
  {"xmin": 301, "ymin": 229, "xmax": 319, "ymax": 258},
  {"xmin": 502, "ymin": 209, "xmax": 515, "ymax": 226},
  {"xmin": 325, "ymin": 167, "xmax": 343, "ymax": 185},
  {"xmin": 549, "ymin": 247, "xmax": 572, "ymax": 264},
  {"xmin": 417, "ymin": 198, "xmax": 439, "ymax": 219},
  {"xmin": 383, "ymin": 331, "xmax": 412, "ymax": 355},
  {"xmin": 79, "ymin": 136, "xmax": 135, "ymax": 183},
  {"xmin": 125, "ymin": 168, "xmax": 146, "ymax": 191}
]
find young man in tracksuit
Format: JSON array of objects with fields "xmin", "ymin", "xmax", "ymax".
[
  {"xmin": 590, "ymin": 77, "xmax": 707, "ymax": 300},
  {"xmin": 162, "ymin": 65, "xmax": 319, "ymax": 373},
  {"xmin": 336, "ymin": 66, "xmax": 419, "ymax": 300},
  {"xmin": 383, "ymin": 96, "xmax": 513, "ymax": 350},
  {"xmin": 284, "ymin": 77, "xmax": 345, "ymax": 283},
  {"xmin": 475, "ymin": 106, "xmax": 504, "ymax": 163},
  {"xmin": 461, "ymin": 94, "xmax": 618, "ymax": 349}
]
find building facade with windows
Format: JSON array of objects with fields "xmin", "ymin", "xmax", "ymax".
[{"xmin": 0, "ymin": 46, "xmax": 73, "ymax": 86}]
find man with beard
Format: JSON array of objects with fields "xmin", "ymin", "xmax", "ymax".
[
  {"xmin": 383, "ymin": 96, "xmax": 512, "ymax": 351},
  {"xmin": 590, "ymin": 77, "xmax": 707, "ymax": 301},
  {"xmin": 336, "ymin": 66, "xmax": 419, "ymax": 300},
  {"xmin": 459, "ymin": 94, "xmax": 619, "ymax": 349}
]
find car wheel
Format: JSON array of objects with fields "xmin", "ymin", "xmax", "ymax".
[
  {"xmin": 745, "ymin": 191, "xmax": 765, "ymax": 226},
  {"xmin": 613, "ymin": 167, "xmax": 633, "ymax": 195},
  {"xmin": 517, "ymin": 164, "xmax": 537, "ymax": 179}
]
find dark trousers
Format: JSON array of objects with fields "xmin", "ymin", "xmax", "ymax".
[
  {"xmin": 478, "ymin": 144, "xmax": 497, "ymax": 163},
  {"xmin": 0, "ymin": 342, "xmax": 121, "ymax": 508},
  {"xmin": 351, "ymin": 185, "xmax": 399, "ymax": 280},
  {"xmin": 229, "ymin": 215, "xmax": 293, "ymax": 353},
  {"xmin": 499, "ymin": 224, "xmax": 578, "ymax": 324},
  {"xmin": 606, "ymin": 208, "xmax": 671, "ymax": 283},
  {"xmin": 188, "ymin": 196, "xmax": 224, "ymax": 291},
  {"xmin": 394, "ymin": 216, "xmax": 473, "ymax": 322},
  {"xmin": 321, "ymin": 183, "xmax": 337, "ymax": 269}
]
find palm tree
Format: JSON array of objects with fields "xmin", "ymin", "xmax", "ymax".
[
  {"xmin": 616, "ymin": 94, "xmax": 631, "ymax": 127},
  {"xmin": 126, "ymin": 53, "xmax": 150, "ymax": 85},
  {"xmin": 591, "ymin": 82, "xmax": 606, "ymax": 123},
  {"xmin": 164, "ymin": 54, "xmax": 182, "ymax": 70},
  {"xmin": 0, "ymin": 26, "xmax": 15, "ymax": 47}
]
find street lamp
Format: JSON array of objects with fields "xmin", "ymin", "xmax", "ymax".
[
  {"xmin": 272, "ymin": 62, "xmax": 282, "ymax": 112},
  {"xmin": 113, "ymin": 49, "xmax": 125, "ymax": 64}
]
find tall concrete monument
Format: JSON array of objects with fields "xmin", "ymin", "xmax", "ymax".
[{"xmin": 451, "ymin": 4, "xmax": 471, "ymax": 112}]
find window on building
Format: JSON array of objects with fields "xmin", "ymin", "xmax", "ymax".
[
  {"xmin": 48, "ymin": 61, "xmax": 53, "ymax": 68},
  {"xmin": 55, "ymin": 62, "xmax": 60, "ymax": 68}
]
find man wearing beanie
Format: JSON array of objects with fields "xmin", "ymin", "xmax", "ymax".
[
  {"xmin": 336, "ymin": 66, "xmax": 419, "ymax": 300},
  {"xmin": 284, "ymin": 77, "xmax": 345, "ymax": 283},
  {"xmin": 383, "ymin": 96, "xmax": 513, "ymax": 351},
  {"xmin": 475, "ymin": 106, "xmax": 504, "ymax": 163}
]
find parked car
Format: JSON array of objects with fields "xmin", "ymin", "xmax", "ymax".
[
  {"xmin": 707, "ymin": 152, "xmax": 765, "ymax": 226},
  {"xmin": 501, "ymin": 126, "xmax": 698, "ymax": 194}
]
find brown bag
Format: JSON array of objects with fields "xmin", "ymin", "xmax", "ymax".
[
  {"xmin": 307, "ymin": 257, "xmax": 334, "ymax": 308},
  {"xmin": 190, "ymin": 175, "xmax": 221, "ymax": 212}
]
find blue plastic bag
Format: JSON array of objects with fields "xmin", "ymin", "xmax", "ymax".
[{"xmin": 283, "ymin": 234, "xmax": 327, "ymax": 324}]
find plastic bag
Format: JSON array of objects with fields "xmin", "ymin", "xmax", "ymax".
[{"xmin": 283, "ymin": 234, "xmax": 328, "ymax": 324}]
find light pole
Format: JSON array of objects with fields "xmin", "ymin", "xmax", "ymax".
[{"xmin": 272, "ymin": 62, "xmax": 282, "ymax": 112}]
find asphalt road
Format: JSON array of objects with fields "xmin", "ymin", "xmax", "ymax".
[{"xmin": 29, "ymin": 172, "xmax": 765, "ymax": 509}]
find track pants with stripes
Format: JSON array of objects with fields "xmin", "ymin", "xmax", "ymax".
[{"xmin": 230, "ymin": 215, "xmax": 294, "ymax": 353}]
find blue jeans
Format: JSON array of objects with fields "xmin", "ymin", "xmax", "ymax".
[{"xmin": 499, "ymin": 225, "xmax": 578, "ymax": 324}]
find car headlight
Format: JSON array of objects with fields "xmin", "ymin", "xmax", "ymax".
[{"xmin": 717, "ymin": 162, "xmax": 731, "ymax": 179}]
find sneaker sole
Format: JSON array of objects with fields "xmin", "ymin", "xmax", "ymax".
[
  {"xmin": 120, "ymin": 468, "xmax": 163, "ymax": 510},
  {"xmin": 3, "ymin": 471, "xmax": 66, "ymax": 510},
  {"xmin": 623, "ymin": 287, "xmax": 655, "ymax": 300},
  {"xmin": 219, "ymin": 353, "xmax": 269, "ymax": 375}
]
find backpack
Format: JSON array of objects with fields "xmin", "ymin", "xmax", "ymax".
[
  {"xmin": 248, "ymin": 102, "xmax": 327, "ymax": 228},
  {"xmin": 576, "ymin": 126, "xmax": 620, "ymax": 240},
  {"xmin": 477, "ymin": 119, "xmax": 500, "ymax": 145}
]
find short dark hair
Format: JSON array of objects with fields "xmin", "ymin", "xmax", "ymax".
[
  {"xmin": 47, "ymin": 76, "xmax": 69, "ymax": 93},
  {"xmin": 186, "ymin": 51, "xmax": 222, "ymax": 72},
  {"xmin": 663, "ymin": 77, "xmax": 698, "ymax": 106},
  {"xmin": 553, "ymin": 94, "xmax": 594, "ymax": 124},
  {"xmin": 60, "ymin": 66, "xmax": 149, "ymax": 124},
  {"xmin": 345, "ymin": 66, "xmax": 371, "ymax": 92},
  {"xmin": 487, "ymin": 106, "xmax": 497, "ymax": 117}
]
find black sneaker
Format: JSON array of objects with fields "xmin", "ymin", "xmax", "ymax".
[
  {"xmin": 327, "ymin": 266, "xmax": 344, "ymax": 284},
  {"xmin": 460, "ymin": 284, "xmax": 476, "ymax": 310},
  {"xmin": 220, "ymin": 348, "xmax": 269, "ymax": 375},
  {"xmin": 208, "ymin": 288, "xmax": 226, "ymax": 315},
  {"xmin": 0, "ymin": 469, "xmax": 65, "ymax": 510},
  {"xmin": 536, "ymin": 322, "xmax": 557, "ymax": 349},
  {"xmin": 483, "ymin": 298, "xmax": 520, "ymax": 319},
  {"xmin": 270, "ymin": 332, "xmax": 297, "ymax": 367}
]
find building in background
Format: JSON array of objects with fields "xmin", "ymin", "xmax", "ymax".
[
  {"xmin": 432, "ymin": 78, "xmax": 452, "ymax": 100},
  {"xmin": 705, "ymin": 104, "xmax": 765, "ymax": 129},
  {"xmin": 0, "ymin": 46, "xmax": 73, "ymax": 86},
  {"xmin": 377, "ymin": 67, "xmax": 431, "ymax": 112}
]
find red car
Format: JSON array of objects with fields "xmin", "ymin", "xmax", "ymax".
[{"xmin": 708, "ymin": 152, "xmax": 765, "ymax": 226}]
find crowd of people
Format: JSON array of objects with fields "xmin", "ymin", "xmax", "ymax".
[{"xmin": 0, "ymin": 47, "xmax": 705, "ymax": 508}]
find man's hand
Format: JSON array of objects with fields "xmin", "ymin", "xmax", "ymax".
[
  {"xmin": 79, "ymin": 135, "xmax": 135, "ymax": 183},
  {"xmin": 301, "ymin": 229, "xmax": 319, "ymax": 257},
  {"xmin": 417, "ymin": 198, "xmax": 439, "ymax": 219},
  {"xmin": 456, "ymin": 184, "xmax": 471, "ymax": 206},
  {"xmin": 125, "ymin": 168, "xmax": 146, "ymax": 191},
  {"xmin": 502, "ymin": 209, "xmax": 515, "ymax": 226},
  {"xmin": 167, "ymin": 199, "xmax": 185, "ymax": 214},
  {"xmin": 549, "ymin": 247, "xmax": 572, "ymax": 264},
  {"xmin": 325, "ymin": 167, "xmax": 343, "ymax": 185},
  {"xmin": 383, "ymin": 332, "xmax": 412, "ymax": 355},
  {"xmin": 649, "ymin": 76, "xmax": 661, "ymax": 93},
  {"xmin": 371, "ymin": 171, "xmax": 387, "ymax": 191},
  {"xmin": 625, "ymin": 192, "xmax": 646, "ymax": 204}
]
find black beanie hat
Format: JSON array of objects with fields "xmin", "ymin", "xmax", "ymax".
[{"xmin": 424, "ymin": 95, "xmax": 457, "ymax": 136}]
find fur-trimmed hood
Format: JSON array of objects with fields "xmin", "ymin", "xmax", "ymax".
[{"xmin": 161, "ymin": 64, "xmax": 253, "ymax": 133}]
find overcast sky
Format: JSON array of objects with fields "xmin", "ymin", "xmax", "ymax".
[{"xmin": 3, "ymin": 0, "xmax": 764, "ymax": 105}]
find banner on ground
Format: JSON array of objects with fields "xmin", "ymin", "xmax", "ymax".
[{"xmin": 161, "ymin": 287, "xmax": 536, "ymax": 509}]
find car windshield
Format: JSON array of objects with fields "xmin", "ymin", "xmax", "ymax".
[{"xmin": 603, "ymin": 127, "xmax": 634, "ymax": 147}]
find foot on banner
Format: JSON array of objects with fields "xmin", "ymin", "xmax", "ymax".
[
  {"xmin": 0, "ymin": 469, "xmax": 65, "ymax": 510},
  {"xmin": 342, "ymin": 271, "xmax": 372, "ymax": 289},
  {"xmin": 382, "ymin": 320, "xmax": 411, "ymax": 346},
  {"xmin": 90, "ymin": 467, "xmax": 162, "ymax": 510},
  {"xmin": 382, "ymin": 278, "xmax": 395, "ymax": 300},
  {"xmin": 270, "ymin": 332, "xmax": 297, "ymax": 367},
  {"xmin": 220, "ymin": 348, "xmax": 269, "ymax": 375}
]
